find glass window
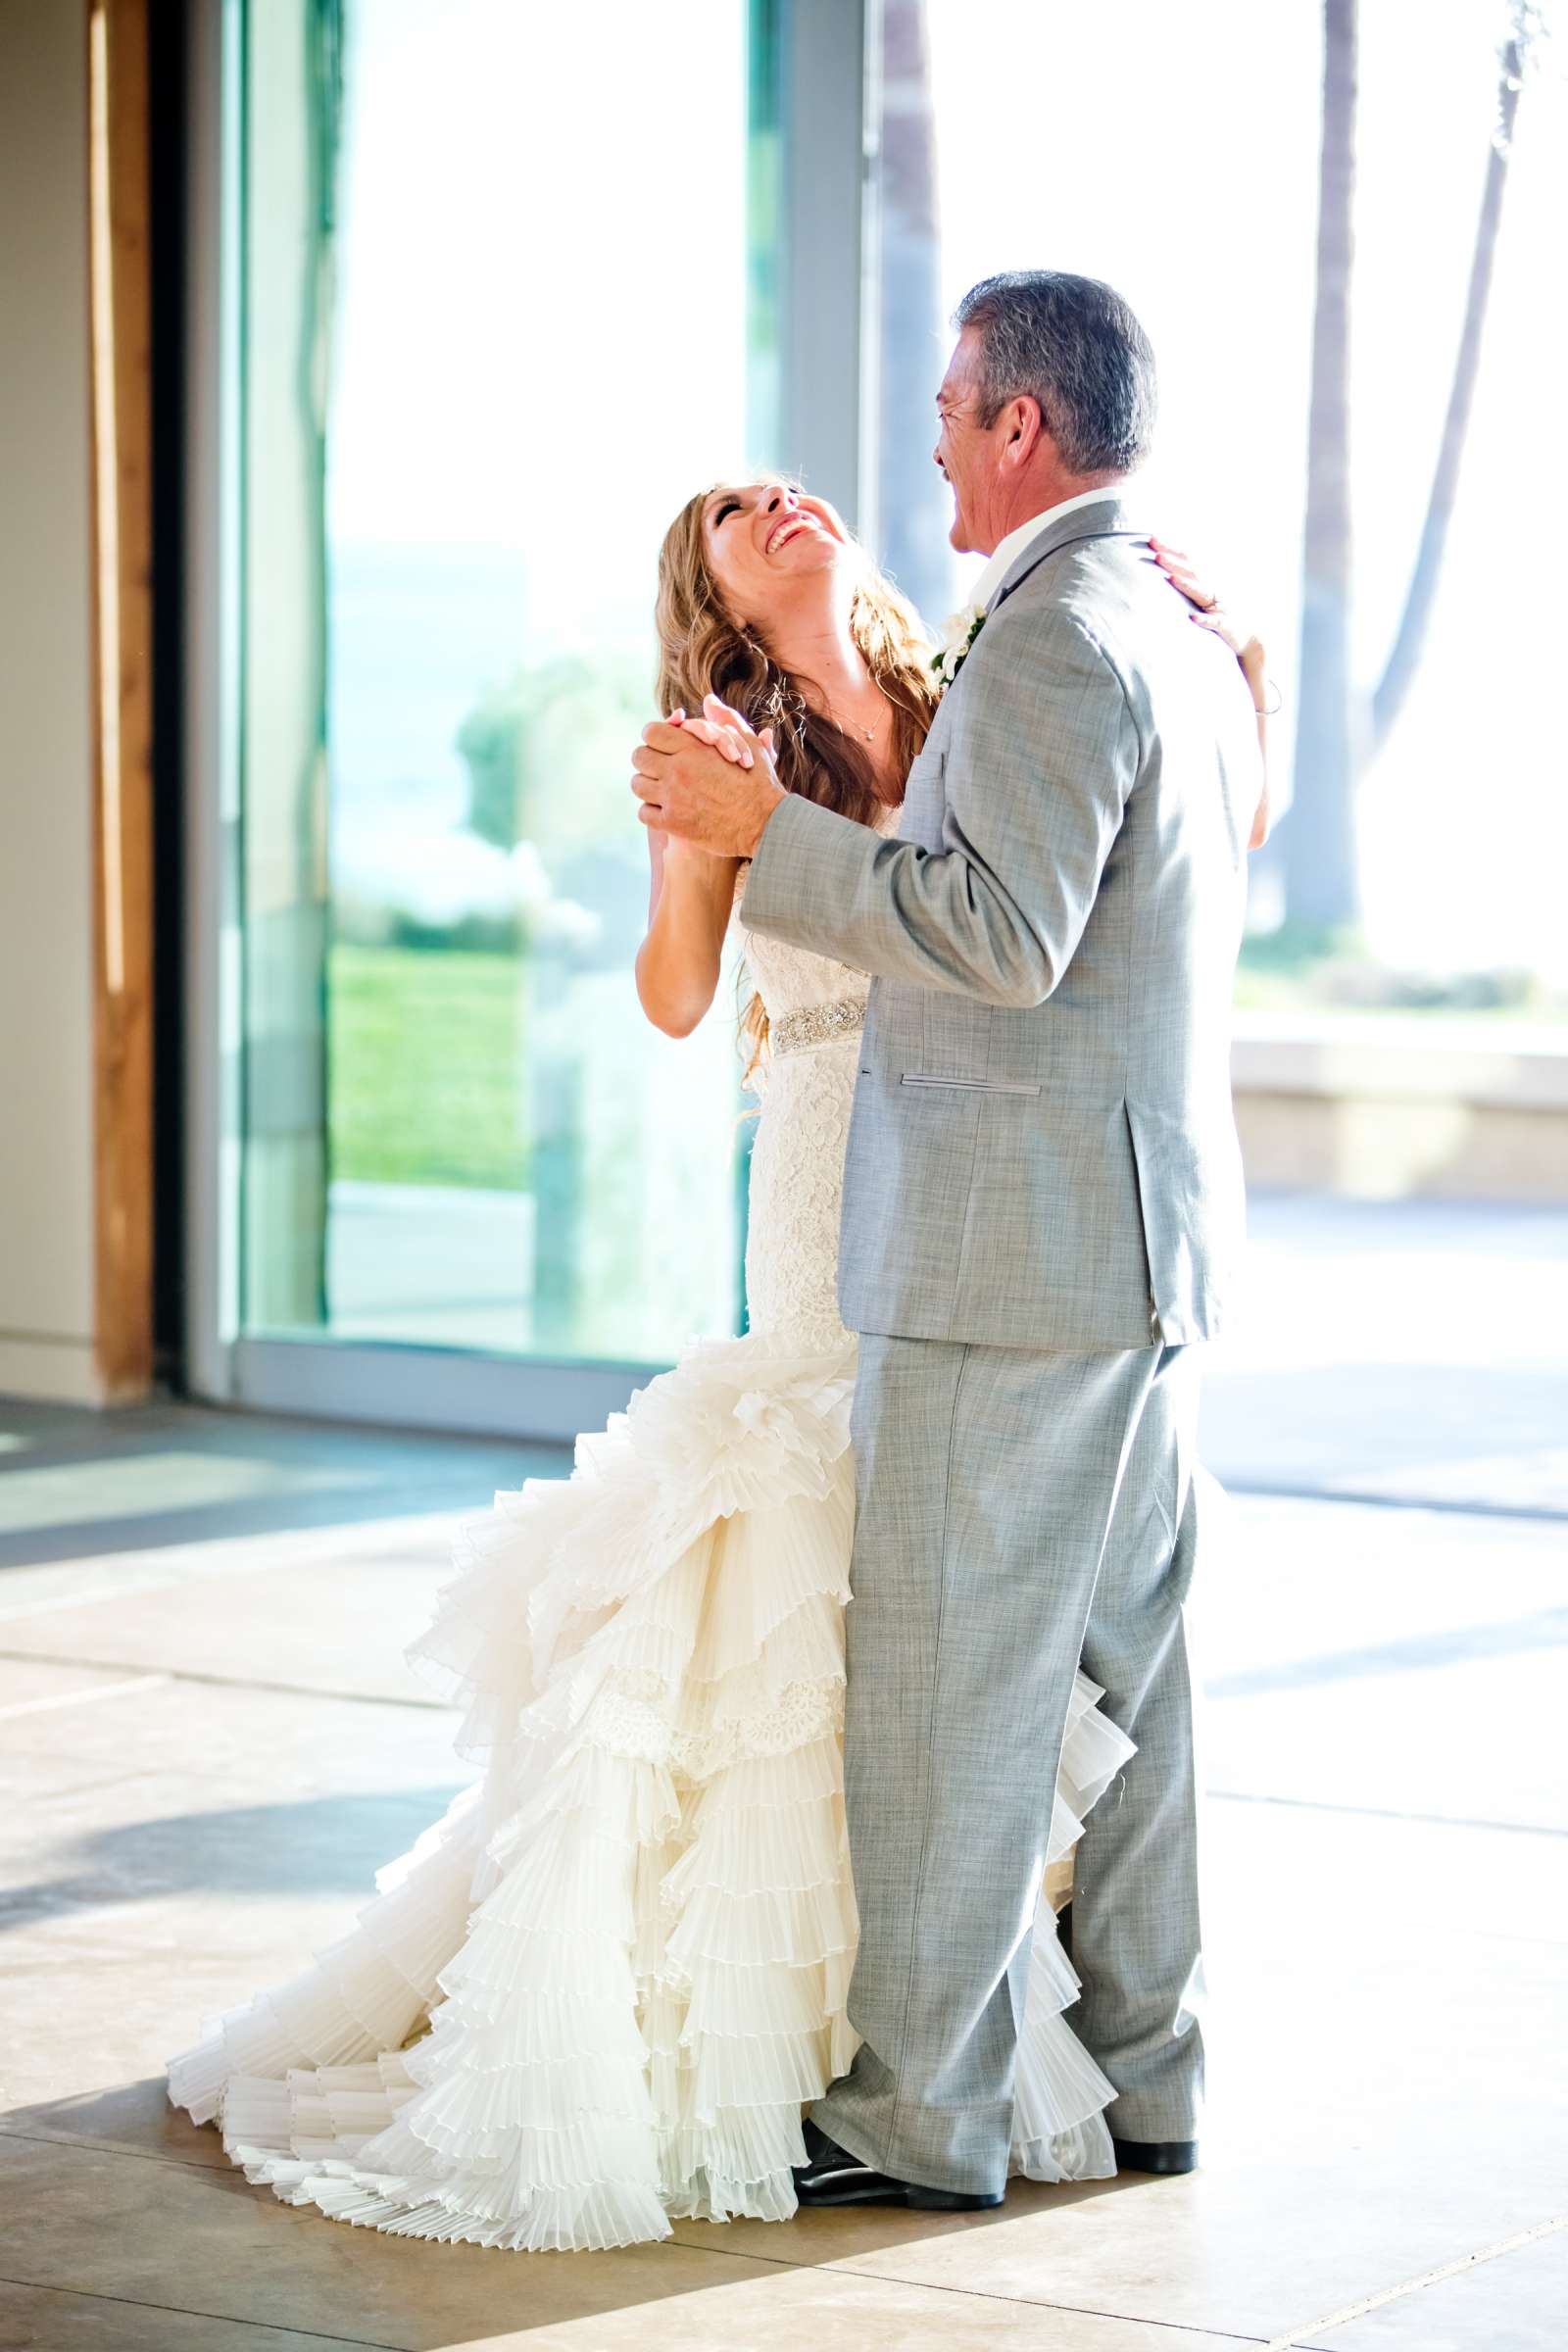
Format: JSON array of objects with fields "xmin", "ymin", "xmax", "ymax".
[{"xmin": 235, "ymin": 0, "xmax": 774, "ymax": 1367}]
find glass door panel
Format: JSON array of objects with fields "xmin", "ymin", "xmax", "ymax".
[{"xmin": 236, "ymin": 0, "xmax": 769, "ymax": 1375}]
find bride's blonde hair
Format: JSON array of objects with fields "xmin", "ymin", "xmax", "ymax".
[{"xmin": 654, "ymin": 480, "xmax": 938, "ymax": 1081}]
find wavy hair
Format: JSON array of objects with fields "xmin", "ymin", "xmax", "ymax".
[{"xmin": 654, "ymin": 481, "xmax": 938, "ymax": 1079}]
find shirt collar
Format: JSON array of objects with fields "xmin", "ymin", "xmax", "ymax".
[{"xmin": 970, "ymin": 484, "xmax": 1134, "ymax": 613}]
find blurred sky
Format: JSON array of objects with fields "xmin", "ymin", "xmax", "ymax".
[{"xmin": 325, "ymin": 0, "xmax": 1568, "ymax": 986}]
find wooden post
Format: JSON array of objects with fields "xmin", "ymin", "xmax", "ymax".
[{"xmin": 86, "ymin": 0, "xmax": 154, "ymax": 1397}]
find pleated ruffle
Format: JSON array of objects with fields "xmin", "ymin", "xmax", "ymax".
[{"xmin": 167, "ymin": 1325, "xmax": 1136, "ymax": 2246}]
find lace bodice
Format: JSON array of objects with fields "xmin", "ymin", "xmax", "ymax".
[
  {"xmin": 729, "ymin": 804, "xmax": 899, "ymax": 1349},
  {"xmin": 729, "ymin": 801, "xmax": 898, "ymax": 1024},
  {"xmin": 731, "ymin": 875, "xmax": 873, "ymax": 1028}
]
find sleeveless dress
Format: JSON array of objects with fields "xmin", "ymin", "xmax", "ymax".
[{"xmin": 166, "ymin": 820, "xmax": 1136, "ymax": 2250}]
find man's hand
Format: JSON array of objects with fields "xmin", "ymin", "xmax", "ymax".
[{"xmin": 632, "ymin": 696, "xmax": 786, "ymax": 859}]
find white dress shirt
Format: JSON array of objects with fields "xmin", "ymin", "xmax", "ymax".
[{"xmin": 970, "ymin": 484, "xmax": 1132, "ymax": 613}]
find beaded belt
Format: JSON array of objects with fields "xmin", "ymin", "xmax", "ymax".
[{"xmin": 771, "ymin": 997, "xmax": 866, "ymax": 1056}]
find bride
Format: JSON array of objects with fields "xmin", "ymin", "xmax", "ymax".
[{"xmin": 168, "ymin": 477, "xmax": 1264, "ymax": 2252}]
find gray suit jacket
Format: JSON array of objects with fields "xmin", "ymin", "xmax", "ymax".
[{"xmin": 741, "ymin": 494, "xmax": 1260, "ymax": 1350}]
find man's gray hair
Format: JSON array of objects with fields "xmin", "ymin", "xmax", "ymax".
[{"xmin": 953, "ymin": 270, "xmax": 1156, "ymax": 475}]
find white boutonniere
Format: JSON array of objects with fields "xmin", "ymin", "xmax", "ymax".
[{"xmin": 931, "ymin": 603, "xmax": 986, "ymax": 694}]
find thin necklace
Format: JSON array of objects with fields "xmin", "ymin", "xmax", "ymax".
[
  {"xmin": 813, "ymin": 675, "xmax": 883, "ymax": 744},
  {"xmin": 831, "ymin": 707, "xmax": 880, "ymax": 744}
]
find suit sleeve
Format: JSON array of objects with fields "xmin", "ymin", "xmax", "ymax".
[{"xmin": 740, "ymin": 606, "xmax": 1141, "ymax": 1008}]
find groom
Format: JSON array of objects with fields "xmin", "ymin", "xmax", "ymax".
[{"xmin": 631, "ymin": 270, "xmax": 1260, "ymax": 2207}]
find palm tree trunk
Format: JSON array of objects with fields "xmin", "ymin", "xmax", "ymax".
[
  {"xmin": 1371, "ymin": 30, "xmax": 1525, "ymax": 754},
  {"xmin": 1287, "ymin": 0, "xmax": 1362, "ymax": 934}
]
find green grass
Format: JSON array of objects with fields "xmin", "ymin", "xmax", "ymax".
[
  {"xmin": 328, "ymin": 944, "xmax": 525, "ymax": 1189},
  {"xmin": 327, "ymin": 938, "xmax": 1563, "ymax": 1198},
  {"xmin": 1235, "ymin": 927, "xmax": 1562, "ymax": 1021}
]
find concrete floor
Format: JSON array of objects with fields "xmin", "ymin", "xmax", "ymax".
[{"xmin": 0, "ymin": 1196, "xmax": 1564, "ymax": 2349}]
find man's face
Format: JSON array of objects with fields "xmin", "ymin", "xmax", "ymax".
[{"xmin": 933, "ymin": 328, "xmax": 1007, "ymax": 557}]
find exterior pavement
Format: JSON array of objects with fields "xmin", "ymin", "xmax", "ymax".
[{"xmin": 0, "ymin": 1193, "xmax": 1563, "ymax": 2350}]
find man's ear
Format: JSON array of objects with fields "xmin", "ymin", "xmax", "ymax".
[{"xmin": 1004, "ymin": 395, "xmax": 1046, "ymax": 468}]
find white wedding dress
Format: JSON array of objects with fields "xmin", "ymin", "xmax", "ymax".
[{"xmin": 167, "ymin": 823, "xmax": 1136, "ymax": 2250}]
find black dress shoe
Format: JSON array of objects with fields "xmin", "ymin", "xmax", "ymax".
[
  {"xmin": 793, "ymin": 2119, "xmax": 1003, "ymax": 2211},
  {"xmin": 1112, "ymin": 2135, "xmax": 1199, "ymax": 2175}
]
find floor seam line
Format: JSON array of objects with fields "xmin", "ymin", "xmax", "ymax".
[
  {"xmin": 0, "ymin": 1671, "xmax": 171, "ymax": 1725},
  {"xmin": 1219, "ymin": 1481, "xmax": 1567, "ymax": 1527},
  {"xmin": 1259, "ymin": 2208, "xmax": 1568, "ymax": 2350},
  {"xmin": 815, "ymin": 2266, "xmax": 1272, "ymax": 2340},
  {"xmin": 0, "ymin": 2268, "xmax": 405, "ymax": 2348},
  {"xmin": 1207, "ymin": 1789, "xmax": 1567, "ymax": 1838},
  {"xmin": 0, "ymin": 1646, "xmax": 452, "ymax": 1714},
  {"xmin": 0, "ymin": 2125, "xmax": 263, "ymax": 2178},
  {"xmin": 667, "ymin": 2237, "xmax": 1269, "ymax": 2340}
]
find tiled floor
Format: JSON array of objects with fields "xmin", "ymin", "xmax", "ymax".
[{"xmin": 1, "ymin": 1198, "xmax": 1564, "ymax": 2350}]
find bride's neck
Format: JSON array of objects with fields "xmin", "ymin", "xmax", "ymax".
[
  {"xmin": 765, "ymin": 575, "xmax": 871, "ymax": 717},
  {"xmin": 761, "ymin": 571, "xmax": 902, "ymax": 807}
]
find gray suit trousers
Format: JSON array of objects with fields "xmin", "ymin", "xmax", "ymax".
[{"xmin": 814, "ymin": 1336, "xmax": 1206, "ymax": 2196}]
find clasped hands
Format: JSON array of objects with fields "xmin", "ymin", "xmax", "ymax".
[{"xmin": 630, "ymin": 696, "xmax": 787, "ymax": 859}]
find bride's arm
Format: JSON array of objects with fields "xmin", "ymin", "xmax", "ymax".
[
  {"xmin": 635, "ymin": 828, "xmax": 740, "ymax": 1037},
  {"xmin": 636, "ymin": 710, "xmax": 757, "ymax": 1034},
  {"xmin": 1150, "ymin": 539, "xmax": 1272, "ymax": 849}
]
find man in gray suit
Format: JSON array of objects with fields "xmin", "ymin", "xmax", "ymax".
[{"xmin": 631, "ymin": 271, "xmax": 1263, "ymax": 2208}]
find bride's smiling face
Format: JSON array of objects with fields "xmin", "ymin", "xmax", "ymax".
[{"xmin": 702, "ymin": 479, "xmax": 851, "ymax": 630}]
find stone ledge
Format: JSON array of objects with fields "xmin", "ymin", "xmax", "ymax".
[
  {"xmin": 1232, "ymin": 1012, "xmax": 1568, "ymax": 1111},
  {"xmin": 1230, "ymin": 1015, "xmax": 1568, "ymax": 1200}
]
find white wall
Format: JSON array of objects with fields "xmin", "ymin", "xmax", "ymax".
[{"xmin": 0, "ymin": 2, "xmax": 102, "ymax": 1404}]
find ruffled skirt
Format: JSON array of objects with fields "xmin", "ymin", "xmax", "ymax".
[{"xmin": 167, "ymin": 1329, "xmax": 1135, "ymax": 2250}]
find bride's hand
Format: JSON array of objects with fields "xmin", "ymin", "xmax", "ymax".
[
  {"xmin": 684, "ymin": 697, "xmax": 779, "ymax": 782},
  {"xmin": 1150, "ymin": 538, "xmax": 1266, "ymax": 710},
  {"xmin": 1150, "ymin": 541, "xmax": 1272, "ymax": 852},
  {"xmin": 668, "ymin": 710, "xmax": 762, "ymax": 769}
]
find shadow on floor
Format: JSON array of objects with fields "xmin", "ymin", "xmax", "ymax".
[
  {"xmin": 1207, "ymin": 1601, "xmax": 1568, "ymax": 1697},
  {"xmin": 0, "ymin": 1787, "xmax": 471, "ymax": 1933},
  {"xmin": 0, "ymin": 1395, "xmax": 568, "ymax": 1572},
  {"xmin": 2, "ymin": 2071, "xmax": 1135, "ymax": 2324}
]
